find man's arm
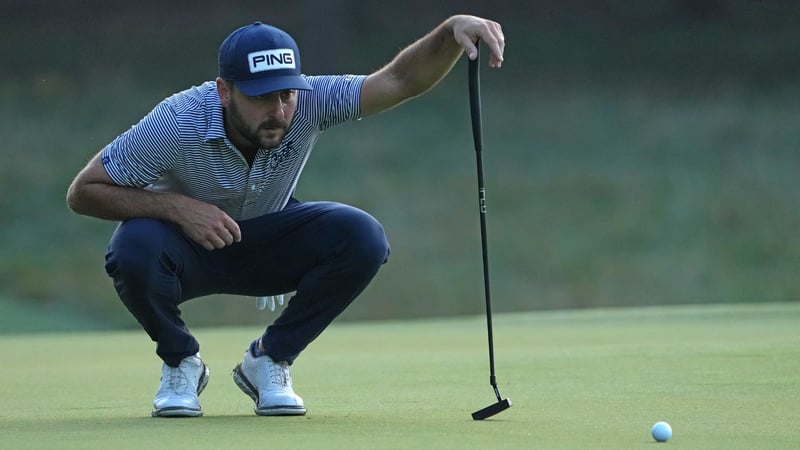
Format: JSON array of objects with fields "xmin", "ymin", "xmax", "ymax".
[
  {"xmin": 360, "ymin": 15, "xmax": 504, "ymax": 116},
  {"xmin": 66, "ymin": 151, "xmax": 241, "ymax": 250}
]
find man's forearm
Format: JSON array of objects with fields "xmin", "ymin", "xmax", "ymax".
[
  {"xmin": 67, "ymin": 181, "xmax": 187, "ymax": 223},
  {"xmin": 384, "ymin": 16, "xmax": 464, "ymax": 98},
  {"xmin": 360, "ymin": 15, "xmax": 503, "ymax": 115},
  {"xmin": 68, "ymin": 179, "xmax": 241, "ymax": 251}
]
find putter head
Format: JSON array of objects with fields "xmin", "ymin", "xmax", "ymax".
[{"xmin": 471, "ymin": 398, "xmax": 512, "ymax": 420}]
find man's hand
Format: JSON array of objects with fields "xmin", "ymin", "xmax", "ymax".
[
  {"xmin": 449, "ymin": 15, "xmax": 505, "ymax": 68},
  {"xmin": 174, "ymin": 198, "xmax": 242, "ymax": 251}
]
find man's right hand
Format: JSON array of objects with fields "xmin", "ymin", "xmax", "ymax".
[{"xmin": 174, "ymin": 198, "xmax": 242, "ymax": 250}]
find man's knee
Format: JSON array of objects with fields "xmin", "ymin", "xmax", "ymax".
[{"xmin": 332, "ymin": 205, "xmax": 390, "ymax": 269}]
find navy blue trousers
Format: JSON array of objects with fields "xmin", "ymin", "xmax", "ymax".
[{"xmin": 104, "ymin": 200, "xmax": 390, "ymax": 367}]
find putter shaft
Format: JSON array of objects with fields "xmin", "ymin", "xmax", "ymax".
[{"xmin": 468, "ymin": 46, "xmax": 511, "ymax": 420}]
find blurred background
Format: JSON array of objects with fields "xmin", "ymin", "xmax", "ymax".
[{"xmin": 1, "ymin": 0, "xmax": 798, "ymax": 332}]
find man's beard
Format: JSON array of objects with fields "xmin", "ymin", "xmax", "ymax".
[{"xmin": 228, "ymin": 99, "xmax": 288, "ymax": 150}]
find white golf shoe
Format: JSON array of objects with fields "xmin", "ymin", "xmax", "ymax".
[
  {"xmin": 232, "ymin": 345, "xmax": 306, "ymax": 416},
  {"xmin": 152, "ymin": 354, "xmax": 209, "ymax": 417}
]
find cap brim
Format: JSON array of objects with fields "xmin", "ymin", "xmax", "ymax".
[{"xmin": 235, "ymin": 75, "xmax": 313, "ymax": 96}]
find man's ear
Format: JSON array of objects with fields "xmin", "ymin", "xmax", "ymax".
[{"xmin": 216, "ymin": 77, "xmax": 232, "ymax": 107}]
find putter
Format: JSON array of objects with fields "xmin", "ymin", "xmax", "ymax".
[{"xmin": 468, "ymin": 45, "xmax": 512, "ymax": 421}]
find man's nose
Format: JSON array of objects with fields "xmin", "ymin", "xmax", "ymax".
[
  {"xmin": 264, "ymin": 100, "xmax": 285, "ymax": 119},
  {"xmin": 260, "ymin": 93, "xmax": 287, "ymax": 119}
]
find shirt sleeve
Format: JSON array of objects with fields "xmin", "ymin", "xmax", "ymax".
[
  {"xmin": 101, "ymin": 101, "xmax": 181, "ymax": 187},
  {"xmin": 302, "ymin": 75, "xmax": 367, "ymax": 131}
]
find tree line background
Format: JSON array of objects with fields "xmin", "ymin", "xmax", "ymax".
[{"xmin": 1, "ymin": 0, "xmax": 798, "ymax": 331}]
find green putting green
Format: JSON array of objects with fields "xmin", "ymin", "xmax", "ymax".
[{"xmin": 2, "ymin": 302, "xmax": 797, "ymax": 449}]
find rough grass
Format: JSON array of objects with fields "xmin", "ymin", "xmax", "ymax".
[{"xmin": 1, "ymin": 1, "xmax": 799, "ymax": 324}]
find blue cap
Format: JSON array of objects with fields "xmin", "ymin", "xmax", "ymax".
[{"xmin": 218, "ymin": 21, "xmax": 313, "ymax": 96}]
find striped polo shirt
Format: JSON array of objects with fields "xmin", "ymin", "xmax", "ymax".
[{"xmin": 101, "ymin": 75, "xmax": 366, "ymax": 221}]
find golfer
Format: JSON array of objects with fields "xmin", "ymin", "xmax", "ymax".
[{"xmin": 67, "ymin": 15, "xmax": 504, "ymax": 417}]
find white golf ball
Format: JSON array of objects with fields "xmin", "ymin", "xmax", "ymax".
[{"xmin": 651, "ymin": 421, "xmax": 672, "ymax": 442}]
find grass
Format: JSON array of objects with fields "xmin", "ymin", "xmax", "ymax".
[
  {"xmin": 4, "ymin": 77, "xmax": 796, "ymax": 326},
  {"xmin": 2, "ymin": 302, "xmax": 798, "ymax": 449},
  {"xmin": 0, "ymin": 295, "xmax": 115, "ymax": 333}
]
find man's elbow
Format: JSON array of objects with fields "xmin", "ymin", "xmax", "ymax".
[
  {"xmin": 65, "ymin": 182, "xmax": 84, "ymax": 214},
  {"xmin": 65, "ymin": 180, "xmax": 94, "ymax": 216}
]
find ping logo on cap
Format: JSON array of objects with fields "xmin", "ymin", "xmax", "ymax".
[{"xmin": 248, "ymin": 49, "xmax": 296, "ymax": 73}]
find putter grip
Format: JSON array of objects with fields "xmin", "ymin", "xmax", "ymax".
[{"xmin": 468, "ymin": 47, "xmax": 483, "ymax": 155}]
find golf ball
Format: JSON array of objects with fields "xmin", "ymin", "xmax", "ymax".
[{"xmin": 651, "ymin": 421, "xmax": 672, "ymax": 442}]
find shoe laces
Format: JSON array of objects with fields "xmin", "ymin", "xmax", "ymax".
[
  {"xmin": 268, "ymin": 360, "xmax": 291, "ymax": 388},
  {"xmin": 163, "ymin": 363, "xmax": 195, "ymax": 394}
]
